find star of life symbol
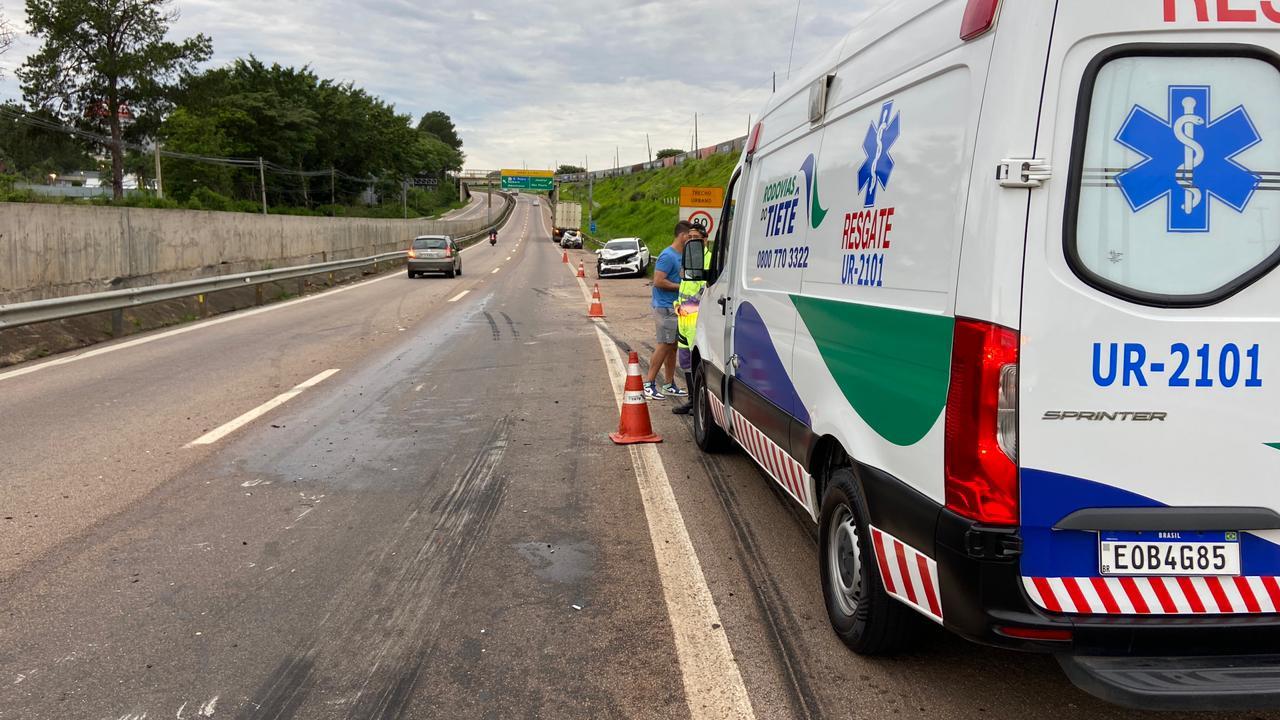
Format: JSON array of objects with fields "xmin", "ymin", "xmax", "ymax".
[
  {"xmin": 1115, "ymin": 86, "xmax": 1262, "ymax": 233},
  {"xmin": 858, "ymin": 101, "xmax": 901, "ymax": 208}
]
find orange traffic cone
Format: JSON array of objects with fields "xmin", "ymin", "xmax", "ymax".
[
  {"xmin": 577, "ymin": 261, "xmax": 586, "ymax": 278},
  {"xmin": 588, "ymin": 292, "xmax": 606, "ymax": 318},
  {"xmin": 592, "ymin": 283, "xmax": 602, "ymax": 299},
  {"xmin": 610, "ymin": 352, "xmax": 662, "ymax": 445},
  {"xmin": 562, "ymin": 250, "xmax": 569, "ymax": 264}
]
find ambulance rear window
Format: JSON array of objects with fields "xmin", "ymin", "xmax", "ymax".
[{"xmin": 1068, "ymin": 49, "xmax": 1280, "ymax": 306}]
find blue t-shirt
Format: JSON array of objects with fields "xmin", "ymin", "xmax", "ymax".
[{"xmin": 653, "ymin": 247, "xmax": 682, "ymax": 309}]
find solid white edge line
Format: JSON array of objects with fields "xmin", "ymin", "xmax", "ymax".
[
  {"xmin": 591, "ymin": 326, "xmax": 756, "ymax": 720},
  {"xmin": 448, "ymin": 290, "xmax": 470, "ymax": 303},
  {"xmin": 186, "ymin": 369, "xmax": 339, "ymax": 447},
  {"xmin": 0, "ymin": 274, "xmax": 400, "ymax": 384},
  {"xmin": 491, "ymin": 268, "xmax": 500, "ymax": 274}
]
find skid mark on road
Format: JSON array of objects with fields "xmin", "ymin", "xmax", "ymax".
[
  {"xmin": 347, "ymin": 416, "xmax": 512, "ymax": 718},
  {"xmin": 591, "ymin": 325, "xmax": 756, "ymax": 720},
  {"xmin": 236, "ymin": 651, "xmax": 316, "ymax": 720},
  {"xmin": 482, "ymin": 312, "xmax": 501, "ymax": 340},
  {"xmin": 699, "ymin": 450, "xmax": 825, "ymax": 719},
  {"xmin": 500, "ymin": 312, "xmax": 520, "ymax": 339}
]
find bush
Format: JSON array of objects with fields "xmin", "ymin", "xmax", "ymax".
[
  {"xmin": 133, "ymin": 195, "xmax": 181, "ymax": 210},
  {"xmin": 190, "ymin": 187, "xmax": 235, "ymax": 212}
]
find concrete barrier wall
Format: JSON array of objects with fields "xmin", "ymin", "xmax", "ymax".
[{"xmin": 0, "ymin": 202, "xmax": 494, "ymax": 304}]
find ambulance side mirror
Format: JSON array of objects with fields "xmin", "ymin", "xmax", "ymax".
[{"xmin": 682, "ymin": 240, "xmax": 706, "ymax": 282}]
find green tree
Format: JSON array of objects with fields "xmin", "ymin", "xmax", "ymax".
[
  {"xmin": 417, "ymin": 110, "xmax": 463, "ymax": 153},
  {"xmin": 655, "ymin": 148, "xmax": 684, "ymax": 160},
  {"xmin": 0, "ymin": 102, "xmax": 95, "ymax": 180},
  {"xmin": 161, "ymin": 58, "xmax": 464, "ymax": 209},
  {"xmin": 556, "ymin": 164, "xmax": 586, "ymax": 175},
  {"xmin": 19, "ymin": 0, "xmax": 212, "ymax": 200},
  {"xmin": 159, "ymin": 107, "xmax": 239, "ymax": 200}
]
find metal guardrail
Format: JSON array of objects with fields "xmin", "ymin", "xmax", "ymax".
[{"xmin": 0, "ymin": 192, "xmax": 516, "ymax": 331}]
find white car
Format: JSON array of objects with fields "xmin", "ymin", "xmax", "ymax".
[
  {"xmin": 596, "ymin": 238, "xmax": 650, "ymax": 278},
  {"xmin": 685, "ymin": 0, "xmax": 1280, "ymax": 711}
]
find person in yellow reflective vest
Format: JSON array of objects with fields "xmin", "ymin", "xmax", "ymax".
[{"xmin": 672, "ymin": 227, "xmax": 712, "ymax": 415}]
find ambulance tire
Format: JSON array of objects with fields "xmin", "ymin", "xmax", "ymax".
[
  {"xmin": 692, "ymin": 366, "xmax": 731, "ymax": 453},
  {"xmin": 819, "ymin": 467, "xmax": 918, "ymax": 655}
]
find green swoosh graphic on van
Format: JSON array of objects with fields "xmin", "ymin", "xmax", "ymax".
[
  {"xmin": 1267, "ymin": 443, "xmax": 1280, "ymax": 452},
  {"xmin": 810, "ymin": 175, "xmax": 828, "ymax": 229},
  {"xmin": 791, "ymin": 296, "xmax": 953, "ymax": 447},
  {"xmin": 800, "ymin": 153, "xmax": 828, "ymax": 230}
]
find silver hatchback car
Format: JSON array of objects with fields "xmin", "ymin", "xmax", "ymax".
[{"xmin": 407, "ymin": 235, "xmax": 462, "ymax": 278}]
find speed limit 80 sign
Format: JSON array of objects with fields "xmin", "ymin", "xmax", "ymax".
[{"xmin": 680, "ymin": 186, "xmax": 724, "ymax": 238}]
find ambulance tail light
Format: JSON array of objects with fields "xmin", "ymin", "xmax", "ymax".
[
  {"xmin": 945, "ymin": 318, "xmax": 1019, "ymax": 527},
  {"xmin": 960, "ymin": 0, "xmax": 1001, "ymax": 41}
]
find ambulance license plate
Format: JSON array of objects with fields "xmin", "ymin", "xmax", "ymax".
[{"xmin": 1099, "ymin": 531, "xmax": 1240, "ymax": 576}]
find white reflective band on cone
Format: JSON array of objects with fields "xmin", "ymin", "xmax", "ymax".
[
  {"xmin": 628, "ymin": 363, "xmax": 641, "ymax": 375},
  {"xmin": 624, "ymin": 392, "xmax": 646, "ymax": 404}
]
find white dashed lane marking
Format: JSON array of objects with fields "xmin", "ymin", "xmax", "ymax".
[{"xmin": 186, "ymin": 369, "xmax": 340, "ymax": 447}]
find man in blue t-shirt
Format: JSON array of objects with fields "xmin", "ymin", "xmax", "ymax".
[{"xmin": 644, "ymin": 220, "xmax": 697, "ymax": 401}]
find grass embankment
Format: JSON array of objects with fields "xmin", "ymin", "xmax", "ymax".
[{"xmin": 559, "ymin": 153, "xmax": 737, "ymax": 257}]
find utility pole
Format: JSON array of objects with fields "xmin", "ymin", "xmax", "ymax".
[
  {"xmin": 694, "ymin": 113, "xmax": 699, "ymax": 154},
  {"xmin": 153, "ymin": 142, "xmax": 164, "ymax": 200},
  {"xmin": 330, "ymin": 167, "xmax": 335, "ymax": 205},
  {"xmin": 586, "ymin": 155, "xmax": 593, "ymax": 236},
  {"xmin": 646, "ymin": 134, "xmax": 652, "ymax": 163},
  {"xmin": 258, "ymin": 157, "xmax": 268, "ymax": 215},
  {"xmin": 402, "ymin": 178, "xmax": 408, "ymax": 219}
]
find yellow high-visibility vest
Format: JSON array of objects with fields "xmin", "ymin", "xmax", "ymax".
[{"xmin": 674, "ymin": 248, "xmax": 713, "ymax": 350}]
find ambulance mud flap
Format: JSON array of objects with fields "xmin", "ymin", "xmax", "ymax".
[{"xmin": 1058, "ymin": 653, "xmax": 1280, "ymax": 711}]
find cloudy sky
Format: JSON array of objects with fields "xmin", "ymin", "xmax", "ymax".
[{"xmin": 0, "ymin": 0, "xmax": 887, "ymax": 170}]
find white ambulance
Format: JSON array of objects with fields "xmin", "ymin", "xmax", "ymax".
[{"xmin": 683, "ymin": 0, "xmax": 1280, "ymax": 709}]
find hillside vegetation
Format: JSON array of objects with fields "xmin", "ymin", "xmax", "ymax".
[{"xmin": 559, "ymin": 152, "xmax": 737, "ymax": 257}]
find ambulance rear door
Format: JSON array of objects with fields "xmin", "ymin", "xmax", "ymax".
[{"xmin": 1019, "ymin": 1, "xmax": 1280, "ymax": 617}]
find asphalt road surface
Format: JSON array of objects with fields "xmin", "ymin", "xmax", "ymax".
[
  {"xmin": 439, "ymin": 191, "xmax": 498, "ymax": 222},
  {"xmin": 0, "ymin": 195, "xmax": 1269, "ymax": 720}
]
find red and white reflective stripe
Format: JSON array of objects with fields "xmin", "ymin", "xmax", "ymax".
[
  {"xmin": 1023, "ymin": 575, "xmax": 1280, "ymax": 615},
  {"xmin": 730, "ymin": 409, "xmax": 810, "ymax": 509},
  {"xmin": 628, "ymin": 362, "xmax": 641, "ymax": 375},
  {"xmin": 870, "ymin": 527, "xmax": 944, "ymax": 624},
  {"xmin": 706, "ymin": 388, "xmax": 728, "ymax": 429}
]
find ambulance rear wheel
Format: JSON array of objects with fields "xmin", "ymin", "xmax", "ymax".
[
  {"xmin": 819, "ymin": 467, "xmax": 917, "ymax": 655},
  {"xmin": 692, "ymin": 365, "xmax": 731, "ymax": 453}
]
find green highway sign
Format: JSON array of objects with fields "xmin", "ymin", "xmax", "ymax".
[{"xmin": 500, "ymin": 169, "xmax": 555, "ymax": 192}]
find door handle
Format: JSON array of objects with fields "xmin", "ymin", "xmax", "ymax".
[{"xmin": 718, "ymin": 296, "xmax": 731, "ymax": 314}]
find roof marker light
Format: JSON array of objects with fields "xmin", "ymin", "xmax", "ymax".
[
  {"xmin": 960, "ymin": 0, "xmax": 1001, "ymax": 41},
  {"xmin": 746, "ymin": 122, "xmax": 764, "ymax": 159}
]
